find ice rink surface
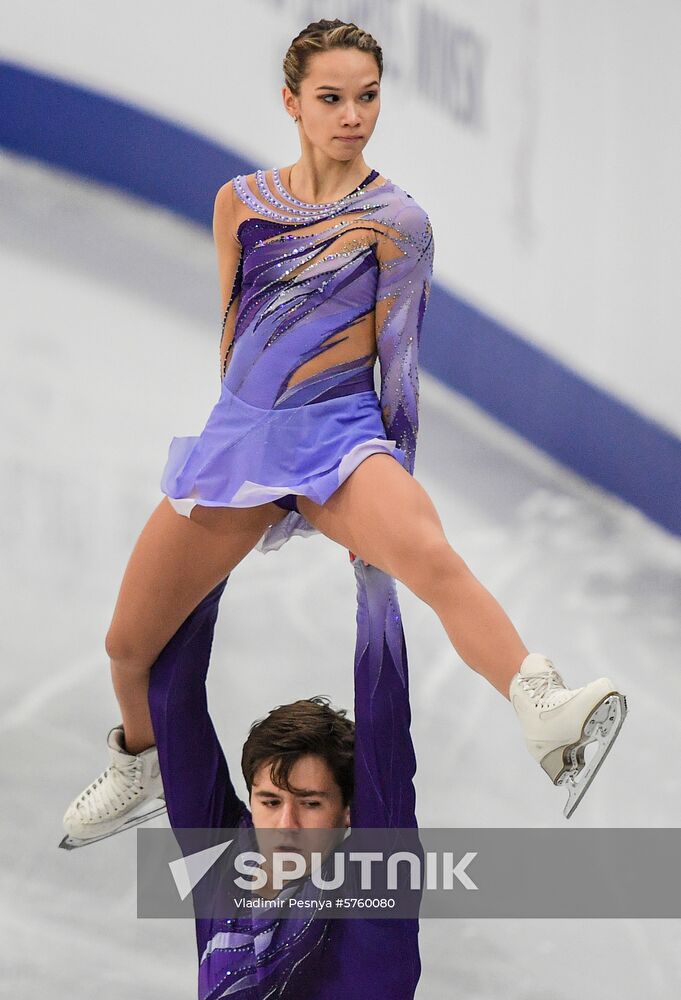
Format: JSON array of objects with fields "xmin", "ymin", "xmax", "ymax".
[{"xmin": 2, "ymin": 150, "xmax": 680, "ymax": 998}]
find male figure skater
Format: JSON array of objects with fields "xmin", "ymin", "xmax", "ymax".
[{"xmin": 144, "ymin": 555, "xmax": 421, "ymax": 1000}]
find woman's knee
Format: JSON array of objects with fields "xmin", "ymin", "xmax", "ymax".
[{"xmin": 104, "ymin": 625, "xmax": 156, "ymax": 668}]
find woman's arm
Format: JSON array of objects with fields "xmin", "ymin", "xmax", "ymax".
[
  {"xmin": 213, "ymin": 180, "xmax": 244, "ymax": 381},
  {"xmin": 347, "ymin": 202, "xmax": 434, "ymax": 567},
  {"xmin": 375, "ymin": 200, "xmax": 435, "ymax": 476}
]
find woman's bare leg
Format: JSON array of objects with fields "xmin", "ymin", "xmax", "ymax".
[
  {"xmin": 105, "ymin": 497, "xmax": 288, "ymax": 753},
  {"xmin": 297, "ymin": 455, "xmax": 528, "ymax": 700}
]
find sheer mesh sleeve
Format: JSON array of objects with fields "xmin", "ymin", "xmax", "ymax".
[
  {"xmin": 212, "ymin": 180, "xmax": 244, "ymax": 382},
  {"xmin": 375, "ymin": 200, "xmax": 435, "ymax": 475}
]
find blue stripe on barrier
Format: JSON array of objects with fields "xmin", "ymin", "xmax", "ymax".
[
  {"xmin": 2, "ymin": 59, "xmax": 680, "ymax": 537},
  {"xmin": 421, "ymin": 287, "xmax": 681, "ymax": 535},
  {"xmin": 0, "ymin": 59, "xmax": 251, "ymax": 224}
]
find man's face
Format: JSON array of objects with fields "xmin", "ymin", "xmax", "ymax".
[
  {"xmin": 250, "ymin": 752, "xmax": 350, "ymax": 830},
  {"xmin": 249, "ymin": 753, "xmax": 350, "ymax": 885}
]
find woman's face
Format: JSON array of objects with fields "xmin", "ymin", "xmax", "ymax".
[{"xmin": 284, "ymin": 47, "xmax": 381, "ymax": 159}]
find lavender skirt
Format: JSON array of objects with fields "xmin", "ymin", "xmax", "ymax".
[{"xmin": 159, "ymin": 381, "xmax": 407, "ymax": 554}]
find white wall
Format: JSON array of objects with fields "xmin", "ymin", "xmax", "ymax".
[{"xmin": 4, "ymin": 0, "xmax": 680, "ymax": 434}]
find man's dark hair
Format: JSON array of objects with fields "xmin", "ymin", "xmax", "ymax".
[{"xmin": 241, "ymin": 696, "xmax": 355, "ymax": 807}]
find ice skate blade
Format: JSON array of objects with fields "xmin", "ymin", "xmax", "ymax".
[
  {"xmin": 543, "ymin": 692, "xmax": 627, "ymax": 819},
  {"xmin": 58, "ymin": 799, "xmax": 167, "ymax": 850}
]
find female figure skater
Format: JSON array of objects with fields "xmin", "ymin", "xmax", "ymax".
[{"xmin": 61, "ymin": 19, "xmax": 627, "ymax": 849}]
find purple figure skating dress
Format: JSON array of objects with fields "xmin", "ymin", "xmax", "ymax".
[
  {"xmin": 148, "ymin": 166, "xmax": 435, "ymax": 998},
  {"xmin": 159, "ymin": 166, "xmax": 434, "ymax": 553}
]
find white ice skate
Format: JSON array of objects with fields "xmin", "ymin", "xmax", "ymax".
[
  {"xmin": 59, "ymin": 725, "xmax": 167, "ymax": 850},
  {"xmin": 509, "ymin": 653, "xmax": 627, "ymax": 819}
]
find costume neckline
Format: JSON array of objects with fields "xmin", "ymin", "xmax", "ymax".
[{"xmin": 272, "ymin": 166, "xmax": 389, "ymax": 209}]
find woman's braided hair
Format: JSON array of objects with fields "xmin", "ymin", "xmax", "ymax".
[{"xmin": 283, "ymin": 18, "xmax": 383, "ymax": 96}]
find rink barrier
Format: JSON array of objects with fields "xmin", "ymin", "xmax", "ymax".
[{"xmin": 2, "ymin": 58, "xmax": 679, "ymax": 538}]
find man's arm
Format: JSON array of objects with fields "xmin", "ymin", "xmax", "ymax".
[
  {"xmin": 350, "ymin": 558, "xmax": 418, "ymax": 830},
  {"xmin": 147, "ymin": 574, "xmax": 246, "ymax": 830}
]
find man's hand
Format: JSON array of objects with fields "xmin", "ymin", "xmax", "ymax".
[{"xmin": 349, "ymin": 550, "xmax": 372, "ymax": 568}]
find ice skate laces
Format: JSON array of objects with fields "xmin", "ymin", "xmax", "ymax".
[
  {"xmin": 75, "ymin": 757, "xmax": 143, "ymax": 823},
  {"xmin": 521, "ymin": 667, "xmax": 569, "ymax": 706}
]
